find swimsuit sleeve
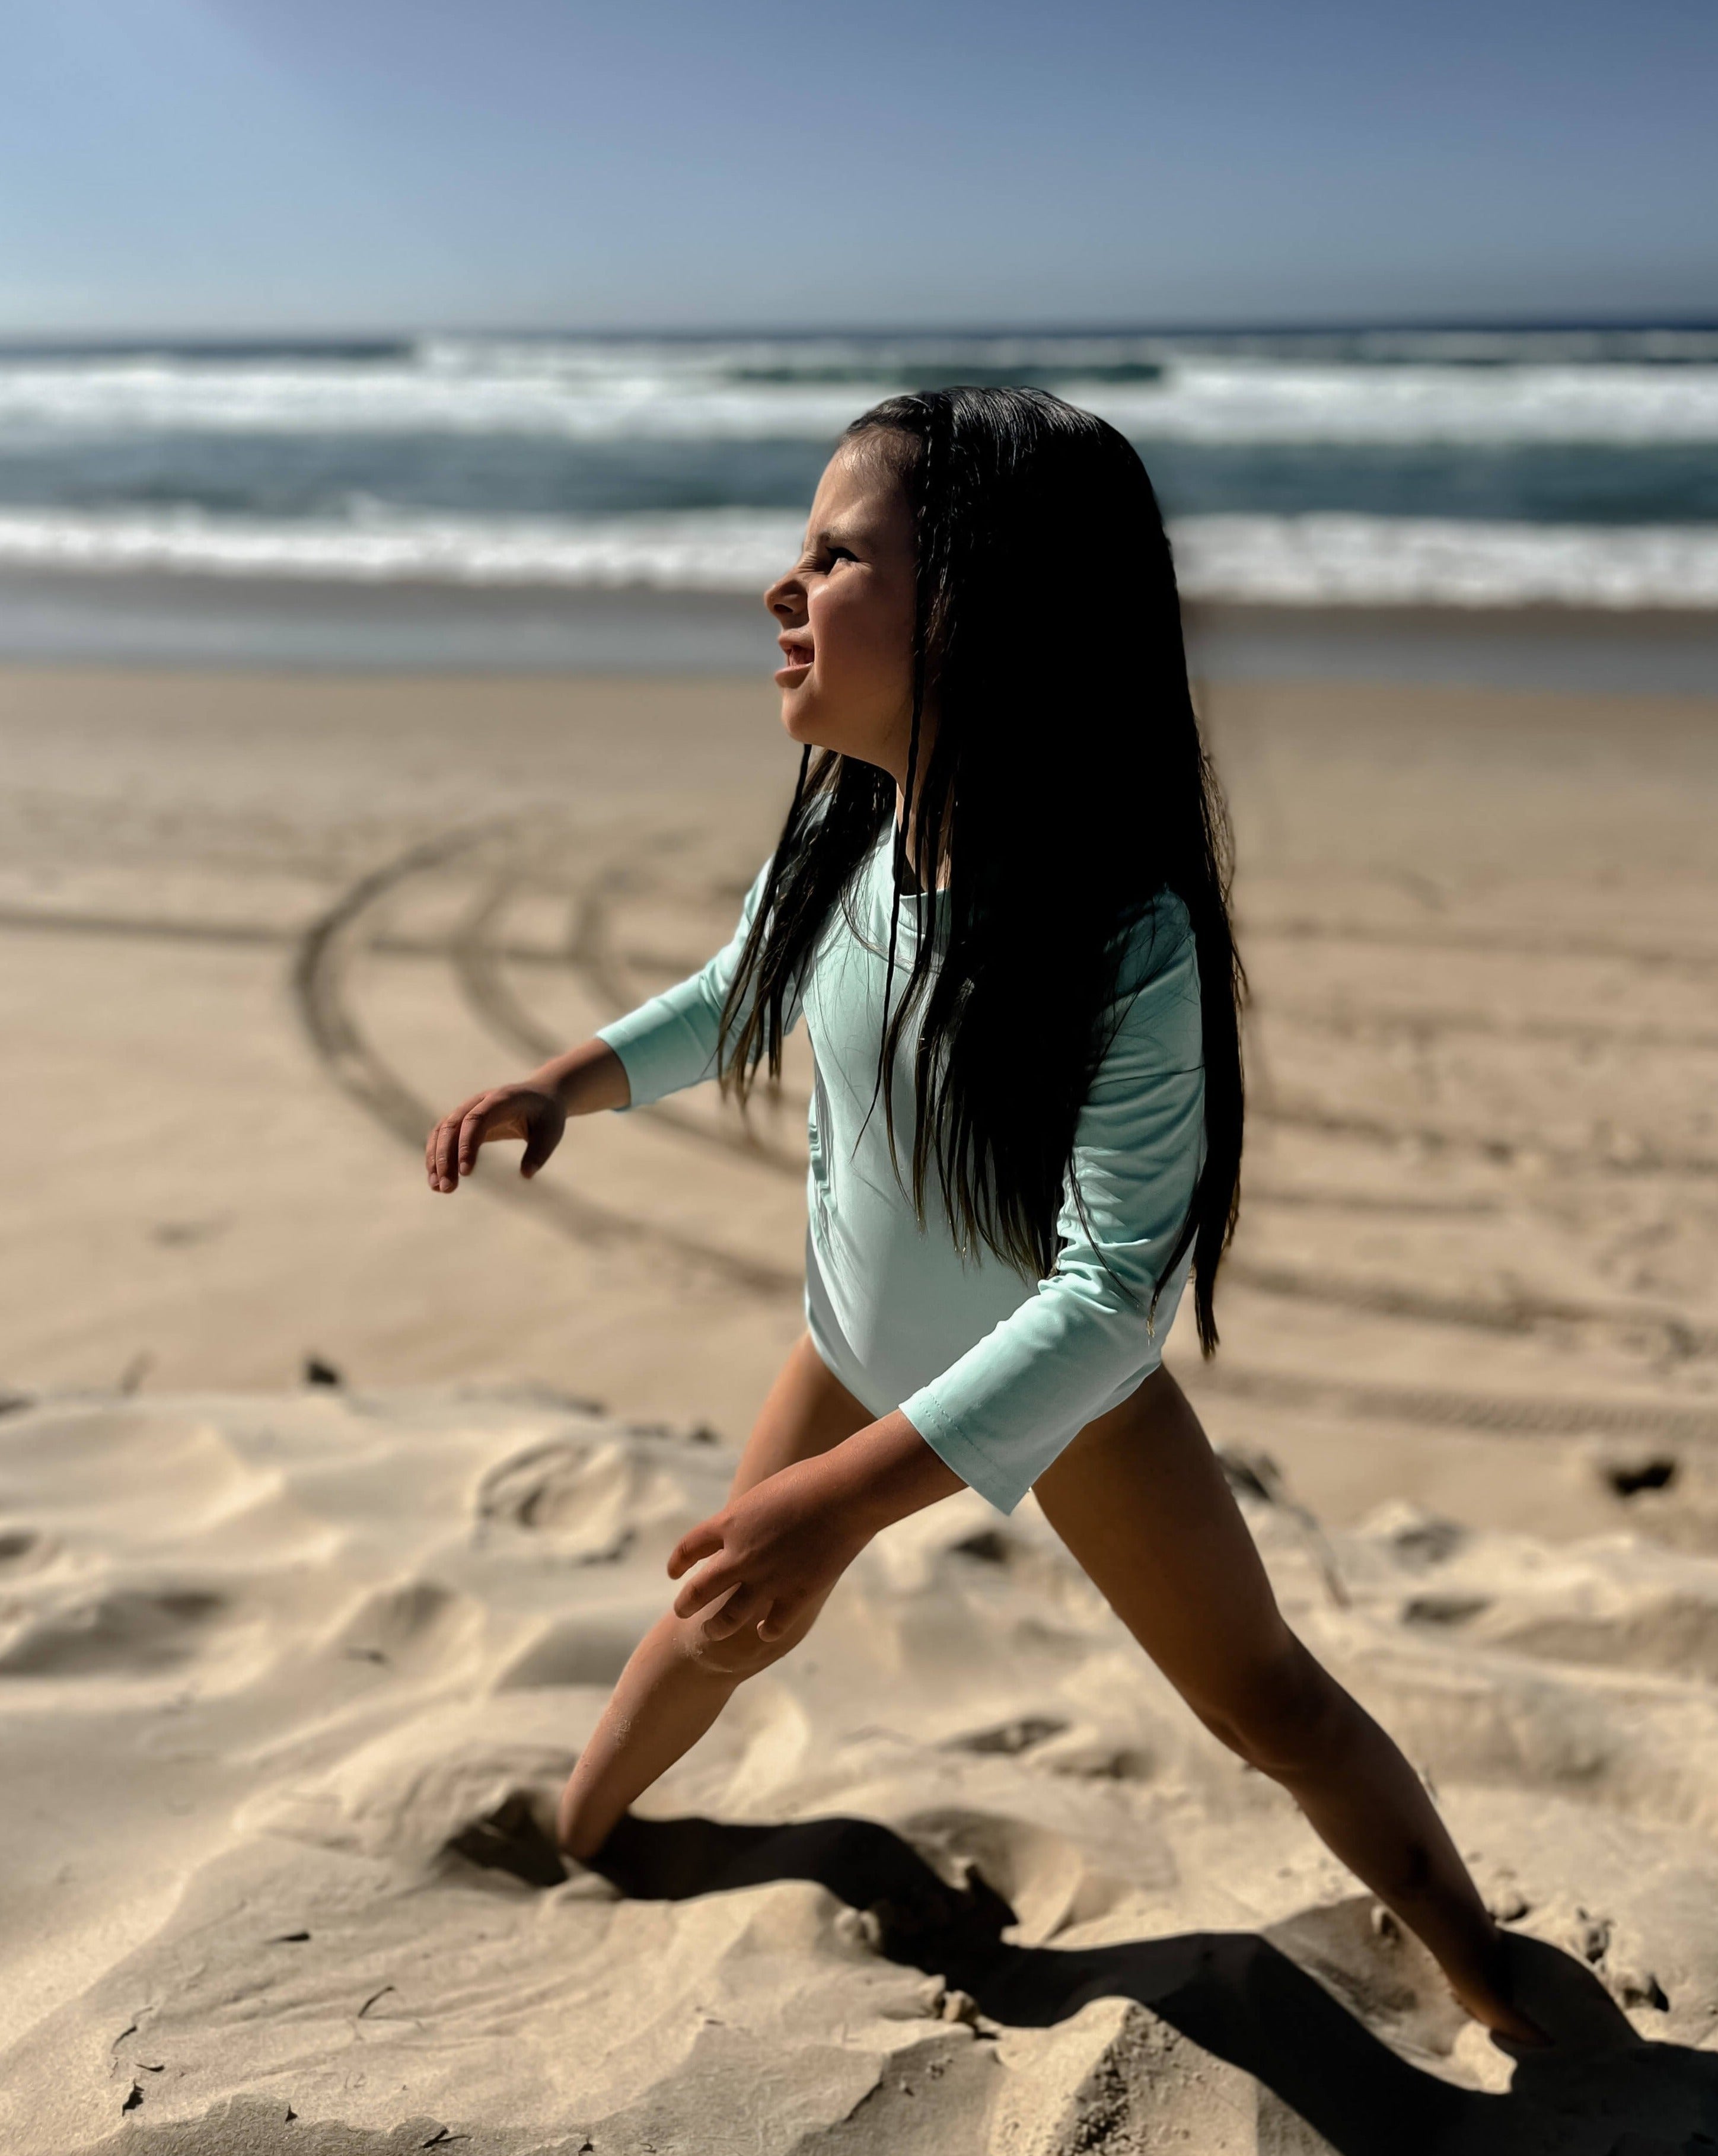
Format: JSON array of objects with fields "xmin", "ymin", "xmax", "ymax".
[
  {"xmin": 897, "ymin": 898, "xmax": 1206, "ymax": 1514},
  {"xmin": 594, "ymin": 853, "xmax": 804, "ymax": 1110}
]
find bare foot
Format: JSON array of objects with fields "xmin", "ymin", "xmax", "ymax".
[
  {"xmin": 1448, "ymin": 1969, "xmax": 1552, "ymax": 2052},
  {"xmin": 1483, "ymin": 1929, "xmax": 1644, "ymax": 2059}
]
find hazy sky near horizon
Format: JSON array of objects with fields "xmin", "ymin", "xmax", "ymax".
[{"xmin": 2, "ymin": 0, "xmax": 1713, "ymax": 336}]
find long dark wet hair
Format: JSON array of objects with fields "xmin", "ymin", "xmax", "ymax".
[{"xmin": 714, "ymin": 386, "xmax": 1244, "ymax": 1354}]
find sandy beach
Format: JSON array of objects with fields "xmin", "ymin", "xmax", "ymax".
[{"xmin": 3, "ymin": 656, "xmax": 1717, "ymax": 2151}]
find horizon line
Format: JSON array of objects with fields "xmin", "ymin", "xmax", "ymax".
[{"xmin": 1, "ymin": 311, "xmax": 1716, "ymax": 355}]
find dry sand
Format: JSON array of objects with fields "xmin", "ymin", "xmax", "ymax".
[{"xmin": 1, "ymin": 661, "xmax": 1716, "ymax": 2151}]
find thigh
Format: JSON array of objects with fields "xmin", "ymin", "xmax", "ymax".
[
  {"xmin": 674, "ymin": 1332, "xmax": 874, "ymax": 1673},
  {"xmin": 1032, "ymin": 1365, "xmax": 1298, "ymax": 1723},
  {"xmin": 728, "ymin": 1330, "xmax": 877, "ymax": 1498}
]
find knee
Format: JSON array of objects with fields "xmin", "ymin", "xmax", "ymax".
[{"xmin": 1192, "ymin": 1636, "xmax": 1352, "ymax": 1781}]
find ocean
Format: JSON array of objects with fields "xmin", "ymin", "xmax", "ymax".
[{"xmin": 2, "ymin": 326, "xmax": 1716, "ymax": 679}]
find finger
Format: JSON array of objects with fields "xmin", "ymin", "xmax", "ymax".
[
  {"xmin": 431, "ymin": 1115, "xmax": 464, "ymax": 1193},
  {"xmin": 672, "ymin": 1560, "xmax": 740, "ymax": 1621},
  {"xmin": 434, "ymin": 1098, "xmax": 482, "ymax": 1190},
  {"xmin": 451, "ymin": 1095, "xmax": 513, "ymax": 1183},
  {"xmin": 701, "ymin": 1584, "xmax": 767, "ymax": 1641},
  {"xmin": 519, "ymin": 1108, "xmax": 562, "ymax": 1180},
  {"xmin": 427, "ymin": 1110, "xmax": 461, "ymax": 1181},
  {"xmin": 456, "ymin": 1097, "xmax": 501, "ymax": 1179},
  {"xmin": 436, "ymin": 1117, "xmax": 462, "ymax": 1191},
  {"xmin": 756, "ymin": 1594, "xmax": 804, "ymax": 1644},
  {"xmin": 666, "ymin": 1520, "xmax": 724, "ymax": 1579}
]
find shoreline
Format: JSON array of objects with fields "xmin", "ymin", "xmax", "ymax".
[{"xmin": 0, "ymin": 565, "xmax": 1716, "ymax": 692}]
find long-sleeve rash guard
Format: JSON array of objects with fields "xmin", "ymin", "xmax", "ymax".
[{"xmin": 595, "ymin": 825, "xmax": 1204, "ymax": 1514}]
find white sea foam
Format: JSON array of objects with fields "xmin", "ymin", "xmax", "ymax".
[
  {"xmin": 1171, "ymin": 514, "xmax": 1718, "ymax": 609},
  {"xmin": 1095, "ymin": 362, "xmax": 1718, "ymax": 445},
  {"xmin": 1, "ymin": 504, "xmax": 1714, "ymax": 610},
  {"xmin": 0, "ymin": 506, "xmax": 807, "ymax": 591},
  {"xmin": 2, "ymin": 345, "xmax": 1717, "ymax": 445}
]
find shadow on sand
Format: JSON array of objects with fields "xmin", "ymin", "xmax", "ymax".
[{"xmin": 563, "ymin": 1810, "xmax": 1718, "ymax": 2156}]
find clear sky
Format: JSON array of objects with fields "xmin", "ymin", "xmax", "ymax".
[{"xmin": 2, "ymin": 0, "xmax": 1714, "ymax": 337}]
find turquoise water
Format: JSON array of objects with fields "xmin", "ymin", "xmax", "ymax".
[{"xmin": 1, "ymin": 324, "xmax": 1716, "ymax": 610}]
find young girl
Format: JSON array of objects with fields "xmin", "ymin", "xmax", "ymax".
[{"xmin": 425, "ymin": 387, "xmax": 1548, "ymax": 2049}]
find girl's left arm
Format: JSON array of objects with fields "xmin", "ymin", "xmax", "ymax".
[
  {"xmin": 667, "ymin": 1409, "xmax": 962, "ymax": 1644},
  {"xmin": 667, "ymin": 902, "xmax": 1206, "ymax": 1642}
]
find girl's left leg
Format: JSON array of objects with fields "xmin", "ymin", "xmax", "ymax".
[
  {"xmin": 554, "ymin": 1333, "xmax": 874, "ymax": 1864},
  {"xmin": 1032, "ymin": 1365, "xmax": 1543, "ymax": 2046}
]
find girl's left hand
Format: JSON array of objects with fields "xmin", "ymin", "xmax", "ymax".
[{"xmin": 668, "ymin": 1453, "xmax": 868, "ymax": 1645}]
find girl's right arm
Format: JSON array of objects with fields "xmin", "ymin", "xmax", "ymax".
[
  {"xmin": 425, "ymin": 1036, "xmax": 629, "ymax": 1193},
  {"xmin": 425, "ymin": 846, "xmax": 801, "ymax": 1195}
]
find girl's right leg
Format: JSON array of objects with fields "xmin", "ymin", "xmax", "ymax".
[{"xmin": 555, "ymin": 1332, "xmax": 874, "ymax": 1864}]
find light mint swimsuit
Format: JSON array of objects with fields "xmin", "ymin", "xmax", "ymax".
[{"xmin": 597, "ymin": 826, "xmax": 1204, "ymax": 1514}]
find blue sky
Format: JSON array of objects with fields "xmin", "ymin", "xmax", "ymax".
[{"xmin": 2, "ymin": 0, "xmax": 1713, "ymax": 335}]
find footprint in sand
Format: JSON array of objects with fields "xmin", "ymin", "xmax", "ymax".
[
  {"xmin": 493, "ymin": 1615, "xmax": 648, "ymax": 1690},
  {"xmin": 1478, "ymin": 1589, "xmax": 1718, "ymax": 1686},
  {"xmin": 898, "ymin": 1805, "xmax": 1143, "ymax": 1948},
  {"xmin": 318, "ymin": 1577, "xmax": 489, "ymax": 1683},
  {"xmin": 941, "ymin": 1714, "xmax": 1071, "ymax": 1758},
  {"xmin": 472, "ymin": 1430, "xmax": 728, "ymax": 1565},
  {"xmin": 0, "ymin": 1525, "xmax": 56, "ymax": 1575},
  {"xmin": 236, "ymin": 1702, "xmax": 582, "ymax": 1870},
  {"xmin": 0, "ymin": 1582, "xmax": 227, "ymax": 1677},
  {"xmin": 1266, "ymin": 1894, "xmax": 1471, "ymax": 2059},
  {"xmin": 1495, "ymin": 1926, "xmax": 1647, "ymax": 2055}
]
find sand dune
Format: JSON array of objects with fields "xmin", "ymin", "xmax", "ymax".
[{"xmin": 2, "ymin": 1384, "xmax": 1718, "ymax": 2152}]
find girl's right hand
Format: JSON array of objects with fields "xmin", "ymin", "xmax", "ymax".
[{"xmin": 425, "ymin": 1082, "xmax": 567, "ymax": 1194}]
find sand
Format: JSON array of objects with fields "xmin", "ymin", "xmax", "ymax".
[{"xmin": 1, "ymin": 660, "xmax": 1717, "ymax": 2151}]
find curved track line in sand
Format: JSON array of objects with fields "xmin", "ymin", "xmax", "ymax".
[
  {"xmin": 1243, "ymin": 915, "xmax": 1718, "ymax": 976},
  {"xmin": 1196, "ymin": 1361, "xmax": 1718, "ymax": 1446},
  {"xmin": 1255, "ymin": 1094, "xmax": 1718, "ymax": 1178},
  {"xmin": 449, "ymin": 871, "xmax": 806, "ymax": 1181},
  {"xmin": 1255, "ymin": 996, "xmax": 1718, "ymax": 1056},
  {"xmin": 291, "ymin": 829, "xmax": 799, "ymax": 1303},
  {"xmin": 0, "ymin": 904, "xmax": 286, "ymax": 948},
  {"xmin": 1223, "ymin": 1260, "xmax": 1718, "ymax": 1361}
]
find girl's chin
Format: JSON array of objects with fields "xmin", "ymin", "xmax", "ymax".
[
  {"xmin": 779, "ymin": 692, "xmax": 896, "ymax": 768},
  {"xmin": 778, "ymin": 683, "xmax": 822, "ymax": 738},
  {"xmin": 780, "ymin": 705, "xmax": 827, "ymax": 747}
]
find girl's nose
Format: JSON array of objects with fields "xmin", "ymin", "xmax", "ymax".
[{"xmin": 764, "ymin": 570, "xmax": 805, "ymax": 622}]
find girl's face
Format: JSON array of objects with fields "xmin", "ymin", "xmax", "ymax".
[{"xmin": 764, "ymin": 436, "xmax": 921, "ymax": 781}]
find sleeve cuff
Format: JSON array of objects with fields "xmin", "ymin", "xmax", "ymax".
[
  {"xmin": 594, "ymin": 1003, "xmax": 716, "ymax": 1112},
  {"xmin": 898, "ymin": 1391, "xmax": 1035, "ymax": 1517}
]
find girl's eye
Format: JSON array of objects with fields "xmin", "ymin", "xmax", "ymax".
[{"xmin": 827, "ymin": 546, "xmax": 857, "ymax": 566}]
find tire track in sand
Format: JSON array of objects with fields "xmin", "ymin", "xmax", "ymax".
[{"xmin": 290, "ymin": 827, "xmax": 798, "ymax": 1303}]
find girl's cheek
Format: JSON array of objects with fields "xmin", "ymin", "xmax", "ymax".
[
  {"xmin": 812, "ymin": 593, "xmax": 861, "ymax": 681},
  {"xmin": 822, "ymin": 588, "xmax": 891, "ymax": 675}
]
